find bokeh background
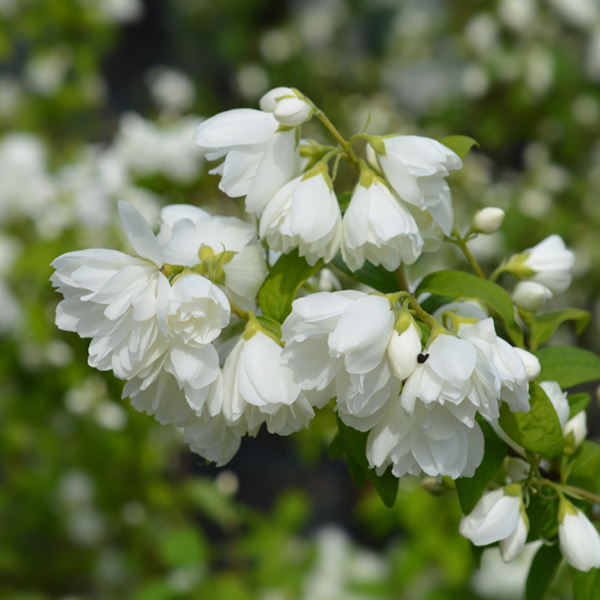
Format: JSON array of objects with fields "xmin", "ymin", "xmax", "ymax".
[{"xmin": 1, "ymin": 0, "xmax": 599, "ymax": 598}]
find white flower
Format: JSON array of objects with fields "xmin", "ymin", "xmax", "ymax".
[
  {"xmin": 507, "ymin": 235, "xmax": 575, "ymax": 294},
  {"xmin": 514, "ymin": 348, "xmax": 541, "ymax": 381},
  {"xmin": 564, "ymin": 411, "xmax": 587, "ymax": 447},
  {"xmin": 387, "ymin": 321, "xmax": 422, "ymax": 382},
  {"xmin": 222, "ymin": 326, "xmax": 315, "ymax": 435},
  {"xmin": 260, "ymin": 170, "xmax": 342, "ymax": 265},
  {"xmin": 158, "ymin": 204, "xmax": 268, "ymax": 311},
  {"xmin": 259, "ymin": 86, "xmax": 296, "ymax": 111},
  {"xmin": 373, "ymin": 135, "xmax": 462, "ymax": 236},
  {"xmin": 558, "ymin": 500, "xmax": 600, "ymax": 572},
  {"xmin": 192, "ymin": 108, "xmax": 300, "ymax": 212},
  {"xmin": 457, "ymin": 319, "xmax": 530, "ymax": 414},
  {"xmin": 473, "ymin": 207, "xmax": 505, "ymax": 234},
  {"xmin": 459, "ymin": 486, "xmax": 528, "ymax": 563},
  {"xmin": 512, "ymin": 281, "xmax": 553, "ymax": 312},
  {"xmin": 367, "ymin": 400, "xmax": 485, "ymax": 479},
  {"xmin": 274, "ymin": 97, "xmax": 312, "ymax": 126},
  {"xmin": 341, "ymin": 167, "xmax": 423, "ymax": 272}
]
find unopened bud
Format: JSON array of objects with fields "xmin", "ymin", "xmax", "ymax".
[
  {"xmin": 365, "ymin": 143, "xmax": 381, "ymax": 171},
  {"xmin": 473, "ymin": 207, "xmax": 505, "ymax": 234},
  {"xmin": 514, "ymin": 348, "xmax": 541, "ymax": 381},
  {"xmin": 512, "ymin": 281, "xmax": 552, "ymax": 312},
  {"xmin": 506, "ymin": 457, "xmax": 530, "ymax": 483},
  {"xmin": 387, "ymin": 322, "xmax": 421, "ymax": 381},
  {"xmin": 274, "ymin": 97, "xmax": 312, "ymax": 126},
  {"xmin": 259, "ymin": 87, "xmax": 295, "ymax": 112}
]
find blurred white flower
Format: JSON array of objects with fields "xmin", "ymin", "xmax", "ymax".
[
  {"xmin": 512, "ymin": 281, "xmax": 552, "ymax": 312},
  {"xmin": 148, "ymin": 68, "xmax": 196, "ymax": 113}
]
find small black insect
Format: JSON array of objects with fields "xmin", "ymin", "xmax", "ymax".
[{"xmin": 417, "ymin": 353, "xmax": 429, "ymax": 364}]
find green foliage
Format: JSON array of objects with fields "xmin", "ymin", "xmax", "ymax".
[
  {"xmin": 498, "ymin": 382, "xmax": 564, "ymax": 457},
  {"xmin": 568, "ymin": 393, "xmax": 591, "ymax": 419},
  {"xmin": 536, "ymin": 346, "xmax": 600, "ymax": 388},
  {"xmin": 438, "ymin": 136, "xmax": 479, "ymax": 158},
  {"xmin": 530, "ymin": 308, "xmax": 590, "ymax": 348},
  {"xmin": 332, "ymin": 254, "xmax": 400, "ymax": 294},
  {"xmin": 567, "ymin": 441, "xmax": 600, "ymax": 495},
  {"xmin": 525, "ymin": 543, "xmax": 562, "ymax": 600},
  {"xmin": 573, "ymin": 568, "xmax": 600, "ymax": 600},
  {"xmin": 415, "ymin": 270, "xmax": 523, "ymax": 346},
  {"xmin": 527, "ymin": 495, "xmax": 559, "ymax": 543},
  {"xmin": 159, "ymin": 527, "xmax": 207, "ymax": 568},
  {"xmin": 455, "ymin": 420, "xmax": 507, "ymax": 514},
  {"xmin": 335, "ymin": 416, "xmax": 399, "ymax": 508},
  {"xmin": 258, "ymin": 250, "xmax": 323, "ymax": 323}
]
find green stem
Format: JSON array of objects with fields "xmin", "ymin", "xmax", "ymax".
[
  {"xmin": 561, "ymin": 485, "xmax": 600, "ymax": 505},
  {"xmin": 456, "ymin": 238, "xmax": 486, "ymax": 280},
  {"xmin": 395, "ymin": 264, "xmax": 411, "ymax": 293},
  {"xmin": 313, "ymin": 109, "xmax": 360, "ymax": 173},
  {"xmin": 229, "ymin": 299, "xmax": 249, "ymax": 322}
]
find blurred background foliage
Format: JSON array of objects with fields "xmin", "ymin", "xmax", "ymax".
[{"xmin": 0, "ymin": 0, "xmax": 599, "ymax": 598}]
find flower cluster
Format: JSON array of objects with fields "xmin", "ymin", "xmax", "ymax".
[{"xmin": 52, "ymin": 87, "xmax": 598, "ymax": 578}]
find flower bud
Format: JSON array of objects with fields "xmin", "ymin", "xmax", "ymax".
[
  {"xmin": 514, "ymin": 348, "xmax": 541, "ymax": 381},
  {"xmin": 472, "ymin": 207, "xmax": 505, "ymax": 234},
  {"xmin": 558, "ymin": 500, "xmax": 600, "ymax": 572},
  {"xmin": 259, "ymin": 86, "xmax": 295, "ymax": 112},
  {"xmin": 387, "ymin": 322, "xmax": 421, "ymax": 381},
  {"xmin": 274, "ymin": 97, "xmax": 312, "ymax": 126},
  {"xmin": 564, "ymin": 410, "xmax": 587, "ymax": 448},
  {"xmin": 365, "ymin": 143, "xmax": 381, "ymax": 171},
  {"xmin": 506, "ymin": 457, "xmax": 530, "ymax": 483},
  {"xmin": 512, "ymin": 281, "xmax": 553, "ymax": 312}
]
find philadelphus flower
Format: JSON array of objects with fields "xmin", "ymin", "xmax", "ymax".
[
  {"xmin": 192, "ymin": 102, "xmax": 300, "ymax": 213},
  {"xmin": 512, "ymin": 281, "xmax": 553, "ymax": 312},
  {"xmin": 222, "ymin": 315, "xmax": 315, "ymax": 436},
  {"xmin": 505, "ymin": 235, "xmax": 575, "ymax": 294},
  {"xmin": 558, "ymin": 499, "xmax": 600, "ymax": 572},
  {"xmin": 341, "ymin": 162, "xmax": 423, "ymax": 272},
  {"xmin": 459, "ymin": 485, "xmax": 529, "ymax": 563},
  {"xmin": 386, "ymin": 309, "xmax": 422, "ymax": 382},
  {"xmin": 367, "ymin": 400, "xmax": 484, "ymax": 479},
  {"xmin": 260, "ymin": 166, "xmax": 342, "ymax": 265},
  {"xmin": 370, "ymin": 135, "xmax": 462, "ymax": 236}
]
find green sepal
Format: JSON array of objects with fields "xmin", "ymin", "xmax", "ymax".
[
  {"xmin": 498, "ymin": 381, "xmax": 564, "ymax": 458},
  {"xmin": 438, "ymin": 135, "xmax": 479, "ymax": 158}
]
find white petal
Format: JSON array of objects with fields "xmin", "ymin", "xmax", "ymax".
[{"xmin": 118, "ymin": 201, "xmax": 163, "ymax": 266}]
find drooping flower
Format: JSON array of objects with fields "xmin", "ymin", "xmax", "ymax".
[
  {"xmin": 558, "ymin": 499, "xmax": 600, "ymax": 572},
  {"xmin": 371, "ymin": 135, "xmax": 462, "ymax": 236},
  {"xmin": 367, "ymin": 400, "xmax": 485, "ymax": 479},
  {"xmin": 221, "ymin": 314, "xmax": 316, "ymax": 436},
  {"xmin": 505, "ymin": 235, "xmax": 575, "ymax": 294},
  {"xmin": 459, "ymin": 485, "xmax": 528, "ymax": 563},
  {"xmin": 192, "ymin": 106, "xmax": 300, "ymax": 213},
  {"xmin": 341, "ymin": 163, "xmax": 423, "ymax": 272},
  {"xmin": 260, "ymin": 167, "xmax": 342, "ymax": 265}
]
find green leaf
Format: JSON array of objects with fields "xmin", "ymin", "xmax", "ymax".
[
  {"xmin": 328, "ymin": 432, "xmax": 345, "ymax": 460},
  {"xmin": 415, "ymin": 270, "xmax": 523, "ymax": 346},
  {"xmin": 256, "ymin": 315, "xmax": 283, "ymax": 341},
  {"xmin": 438, "ymin": 135, "xmax": 479, "ymax": 158},
  {"xmin": 258, "ymin": 249, "xmax": 323, "ymax": 323},
  {"xmin": 332, "ymin": 253, "xmax": 400, "ymax": 294},
  {"xmin": 526, "ymin": 495, "xmax": 559, "ymax": 543},
  {"xmin": 530, "ymin": 308, "xmax": 590, "ymax": 348},
  {"xmin": 567, "ymin": 441, "xmax": 600, "ymax": 495},
  {"xmin": 574, "ymin": 567, "xmax": 600, "ymax": 600},
  {"xmin": 347, "ymin": 454, "xmax": 367, "ymax": 488},
  {"xmin": 456, "ymin": 420, "xmax": 508, "ymax": 514},
  {"xmin": 498, "ymin": 382, "xmax": 564, "ymax": 458},
  {"xmin": 568, "ymin": 393, "xmax": 591, "ymax": 419},
  {"xmin": 335, "ymin": 415, "xmax": 399, "ymax": 507},
  {"xmin": 525, "ymin": 543, "xmax": 562, "ymax": 600},
  {"xmin": 536, "ymin": 347, "xmax": 600, "ymax": 388},
  {"xmin": 159, "ymin": 527, "xmax": 207, "ymax": 568}
]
